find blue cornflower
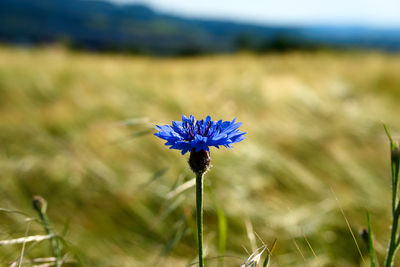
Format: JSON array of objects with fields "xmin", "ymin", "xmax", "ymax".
[
  {"xmin": 154, "ymin": 115, "xmax": 246, "ymax": 155},
  {"xmin": 155, "ymin": 116, "xmax": 246, "ymax": 263}
]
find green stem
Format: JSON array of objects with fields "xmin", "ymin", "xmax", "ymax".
[
  {"xmin": 366, "ymin": 212, "xmax": 376, "ymax": 267},
  {"xmin": 385, "ymin": 139, "xmax": 400, "ymax": 267},
  {"xmin": 385, "ymin": 211, "xmax": 400, "ymax": 267},
  {"xmin": 196, "ymin": 172, "xmax": 204, "ymax": 267},
  {"xmin": 392, "ymin": 156, "xmax": 399, "ymax": 214},
  {"xmin": 37, "ymin": 211, "xmax": 62, "ymax": 264},
  {"xmin": 386, "ymin": 191, "xmax": 400, "ymax": 267}
]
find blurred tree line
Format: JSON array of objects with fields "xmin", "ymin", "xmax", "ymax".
[{"xmin": 1, "ymin": 0, "xmax": 399, "ymax": 56}]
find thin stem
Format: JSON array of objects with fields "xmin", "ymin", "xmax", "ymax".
[
  {"xmin": 386, "ymin": 217, "xmax": 400, "ymax": 267},
  {"xmin": 392, "ymin": 155, "xmax": 399, "ymax": 214},
  {"xmin": 39, "ymin": 212, "xmax": 62, "ymax": 262},
  {"xmin": 386, "ymin": 195, "xmax": 399, "ymax": 266},
  {"xmin": 367, "ymin": 213, "xmax": 376, "ymax": 267},
  {"xmin": 386, "ymin": 185, "xmax": 400, "ymax": 266},
  {"xmin": 384, "ymin": 126, "xmax": 400, "ymax": 267},
  {"xmin": 196, "ymin": 172, "xmax": 204, "ymax": 267},
  {"xmin": 32, "ymin": 196, "xmax": 62, "ymax": 266}
]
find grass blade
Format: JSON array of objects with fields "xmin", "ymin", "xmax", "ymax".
[
  {"xmin": 330, "ymin": 187, "xmax": 366, "ymax": 264},
  {"xmin": 263, "ymin": 239, "xmax": 277, "ymax": 267},
  {"xmin": 367, "ymin": 212, "xmax": 376, "ymax": 267}
]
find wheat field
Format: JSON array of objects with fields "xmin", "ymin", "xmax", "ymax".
[{"xmin": 1, "ymin": 46, "xmax": 400, "ymax": 266}]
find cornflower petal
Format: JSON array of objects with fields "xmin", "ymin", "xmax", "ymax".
[{"xmin": 154, "ymin": 115, "xmax": 245, "ymax": 154}]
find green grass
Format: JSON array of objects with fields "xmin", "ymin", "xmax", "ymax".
[{"xmin": 1, "ymin": 46, "xmax": 400, "ymax": 266}]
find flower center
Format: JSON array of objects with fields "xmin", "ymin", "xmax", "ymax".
[{"xmin": 183, "ymin": 120, "xmax": 215, "ymax": 141}]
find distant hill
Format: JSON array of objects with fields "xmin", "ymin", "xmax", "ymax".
[{"xmin": 1, "ymin": 0, "xmax": 400, "ymax": 55}]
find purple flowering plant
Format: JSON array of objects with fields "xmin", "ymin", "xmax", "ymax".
[
  {"xmin": 154, "ymin": 115, "xmax": 245, "ymax": 267},
  {"xmin": 154, "ymin": 115, "xmax": 246, "ymax": 155}
]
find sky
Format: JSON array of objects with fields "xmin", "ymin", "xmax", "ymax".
[{"xmin": 109, "ymin": 0, "xmax": 400, "ymax": 27}]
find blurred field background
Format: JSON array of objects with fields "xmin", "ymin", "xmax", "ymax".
[{"xmin": 1, "ymin": 45, "xmax": 400, "ymax": 266}]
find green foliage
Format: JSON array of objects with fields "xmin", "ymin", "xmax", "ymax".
[
  {"xmin": 383, "ymin": 125, "xmax": 400, "ymax": 267},
  {"xmin": 367, "ymin": 212, "xmax": 376, "ymax": 267}
]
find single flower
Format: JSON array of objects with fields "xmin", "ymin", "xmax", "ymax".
[
  {"xmin": 154, "ymin": 115, "xmax": 246, "ymax": 155},
  {"xmin": 155, "ymin": 115, "xmax": 245, "ymax": 267}
]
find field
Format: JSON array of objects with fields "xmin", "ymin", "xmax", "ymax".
[{"xmin": 1, "ymin": 46, "xmax": 400, "ymax": 266}]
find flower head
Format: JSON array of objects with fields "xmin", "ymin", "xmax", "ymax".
[{"xmin": 154, "ymin": 115, "xmax": 246, "ymax": 155}]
